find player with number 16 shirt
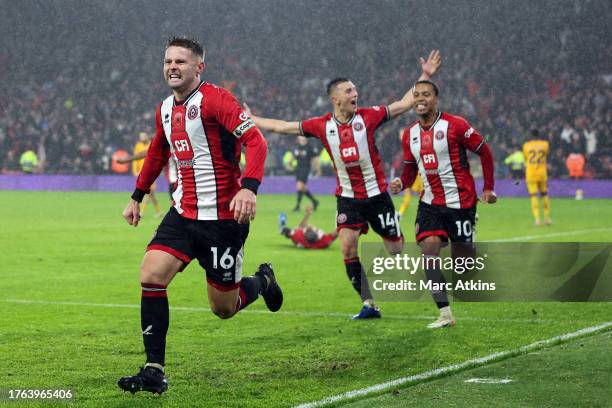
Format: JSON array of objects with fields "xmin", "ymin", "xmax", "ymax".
[{"xmin": 118, "ymin": 37, "xmax": 283, "ymax": 396}]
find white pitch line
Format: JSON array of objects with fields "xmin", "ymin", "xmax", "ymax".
[
  {"xmin": 294, "ymin": 321, "xmax": 612, "ymax": 408},
  {"xmin": 2, "ymin": 299, "xmax": 549, "ymax": 324},
  {"xmin": 485, "ymin": 227, "xmax": 612, "ymax": 242}
]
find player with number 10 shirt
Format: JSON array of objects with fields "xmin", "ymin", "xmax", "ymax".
[{"xmin": 391, "ymin": 80, "xmax": 496, "ymax": 329}]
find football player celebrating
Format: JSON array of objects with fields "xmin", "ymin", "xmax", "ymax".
[
  {"xmin": 245, "ymin": 50, "xmax": 441, "ymax": 319},
  {"xmin": 118, "ymin": 37, "xmax": 282, "ymax": 394},
  {"xmin": 391, "ymin": 80, "xmax": 496, "ymax": 328}
]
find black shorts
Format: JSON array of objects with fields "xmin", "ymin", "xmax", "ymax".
[
  {"xmin": 148, "ymin": 208, "xmax": 249, "ymax": 291},
  {"xmin": 335, "ymin": 192, "xmax": 402, "ymax": 241},
  {"xmin": 295, "ymin": 167, "xmax": 310, "ymax": 183},
  {"xmin": 415, "ymin": 201, "xmax": 476, "ymax": 243}
]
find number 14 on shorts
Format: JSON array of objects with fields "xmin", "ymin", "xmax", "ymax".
[{"xmin": 378, "ymin": 212, "xmax": 397, "ymax": 228}]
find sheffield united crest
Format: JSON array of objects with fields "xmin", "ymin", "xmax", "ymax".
[{"xmin": 187, "ymin": 105, "xmax": 199, "ymax": 120}]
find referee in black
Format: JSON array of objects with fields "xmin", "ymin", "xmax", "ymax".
[{"xmin": 292, "ymin": 136, "xmax": 320, "ymax": 211}]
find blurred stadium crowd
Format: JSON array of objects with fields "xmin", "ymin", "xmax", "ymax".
[{"xmin": 1, "ymin": 0, "xmax": 610, "ymax": 178}]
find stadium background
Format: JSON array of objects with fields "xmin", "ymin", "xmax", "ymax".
[{"xmin": 0, "ymin": 0, "xmax": 610, "ymax": 181}]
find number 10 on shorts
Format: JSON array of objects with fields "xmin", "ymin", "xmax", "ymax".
[{"xmin": 455, "ymin": 220, "xmax": 472, "ymax": 237}]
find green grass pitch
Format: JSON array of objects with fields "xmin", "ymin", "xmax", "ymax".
[{"xmin": 1, "ymin": 190, "xmax": 611, "ymax": 407}]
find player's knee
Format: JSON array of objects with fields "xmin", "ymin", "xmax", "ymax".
[
  {"xmin": 339, "ymin": 228, "xmax": 360, "ymax": 258},
  {"xmin": 419, "ymin": 236, "xmax": 442, "ymax": 256},
  {"xmin": 140, "ymin": 266, "xmax": 166, "ymax": 285},
  {"xmin": 385, "ymin": 239, "xmax": 404, "ymax": 255},
  {"xmin": 340, "ymin": 242, "xmax": 358, "ymax": 259},
  {"xmin": 211, "ymin": 304, "xmax": 237, "ymax": 320}
]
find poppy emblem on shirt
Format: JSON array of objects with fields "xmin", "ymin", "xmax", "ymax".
[
  {"xmin": 435, "ymin": 131, "xmax": 445, "ymax": 140},
  {"xmin": 173, "ymin": 112, "xmax": 184, "ymax": 125},
  {"xmin": 187, "ymin": 105, "xmax": 199, "ymax": 120},
  {"xmin": 353, "ymin": 122, "xmax": 364, "ymax": 131}
]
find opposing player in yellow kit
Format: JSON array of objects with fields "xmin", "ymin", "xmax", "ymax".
[
  {"xmin": 522, "ymin": 129, "xmax": 550, "ymax": 226},
  {"xmin": 397, "ymin": 129, "xmax": 424, "ymax": 216},
  {"xmin": 398, "ymin": 174, "xmax": 423, "ymax": 215},
  {"xmin": 119, "ymin": 132, "xmax": 162, "ymax": 217}
]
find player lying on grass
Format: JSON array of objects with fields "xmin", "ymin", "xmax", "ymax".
[
  {"xmin": 279, "ymin": 206, "xmax": 338, "ymax": 249},
  {"xmin": 244, "ymin": 50, "xmax": 441, "ymax": 320},
  {"xmin": 391, "ymin": 80, "xmax": 496, "ymax": 328}
]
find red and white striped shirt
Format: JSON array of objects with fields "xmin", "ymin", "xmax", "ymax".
[
  {"xmin": 135, "ymin": 82, "xmax": 267, "ymax": 220},
  {"xmin": 401, "ymin": 112, "xmax": 494, "ymax": 209},
  {"xmin": 300, "ymin": 106, "xmax": 390, "ymax": 199}
]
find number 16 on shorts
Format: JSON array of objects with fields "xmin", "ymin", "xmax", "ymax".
[{"xmin": 209, "ymin": 246, "xmax": 243, "ymax": 284}]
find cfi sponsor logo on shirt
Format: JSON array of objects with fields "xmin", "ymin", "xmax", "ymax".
[{"xmin": 423, "ymin": 153, "xmax": 436, "ymax": 164}]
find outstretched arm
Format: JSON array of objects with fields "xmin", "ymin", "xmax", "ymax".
[
  {"xmin": 388, "ymin": 49, "xmax": 441, "ymax": 119},
  {"xmin": 243, "ymin": 103, "xmax": 302, "ymax": 135}
]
